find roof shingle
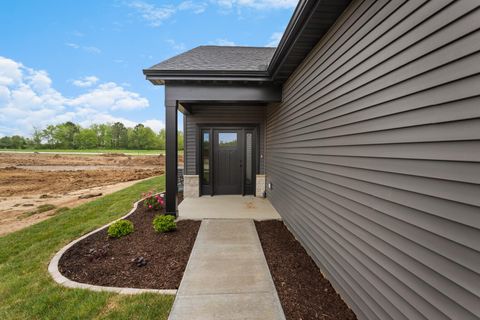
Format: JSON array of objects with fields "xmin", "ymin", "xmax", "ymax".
[{"xmin": 148, "ymin": 45, "xmax": 276, "ymax": 72}]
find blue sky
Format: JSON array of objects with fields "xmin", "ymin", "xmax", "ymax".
[{"xmin": 0, "ymin": 0, "xmax": 297, "ymax": 136}]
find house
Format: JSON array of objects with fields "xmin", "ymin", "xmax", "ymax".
[{"xmin": 144, "ymin": 1, "xmax": 480, "ymax": 319}]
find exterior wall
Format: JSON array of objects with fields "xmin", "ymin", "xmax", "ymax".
[
  {"xmin": 184, "ymin": 105, "xmax": 266, "ymax": 175},
  {"xmin": 266, "ymin": 1, "xmax": 480, "ymax": 320}
]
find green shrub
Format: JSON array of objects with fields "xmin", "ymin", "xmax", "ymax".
[
  {"xmin": 152, "ymin": 215, "xmax": 176, "ymax": 233},
  {"xmin": 108, "ymin": 220, "xmax": 134, "ymax": 238}
]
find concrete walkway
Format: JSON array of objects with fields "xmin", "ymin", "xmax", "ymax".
[
  {"xmin": 168, "ymin": 219, "xmax": 285, "ymax": 320},
  {"xmin": 178, "ymin": 195, "xmax": 282, "ymax": 220}
]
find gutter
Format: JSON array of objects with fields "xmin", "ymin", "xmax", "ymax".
[
  {"xmin": 143, "ymin": 69, "xmax": 271, "ymax": 84},
  {"xmin": 267, "ymin": 0, "xmax": 318, "ymax": 80}
]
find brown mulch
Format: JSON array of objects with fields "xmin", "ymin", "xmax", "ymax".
[
  {"xmin": 59, "ymin": 197, "xmax": 199, "ymax": 289},
  {"xmin": 255, "ymin": 220, "xmax": 357, "ymax": 320}
]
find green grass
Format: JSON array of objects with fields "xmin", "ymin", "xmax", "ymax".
[
  {"xmin": 0, "ymin": 149, "xmax": 167, "ymax": 155},
  {"xmin": 54, "ymin": 207, "xmax": 70, "ymax": 215},
  {"xmin": 23, "ymin": 204, "xmax": 57, "ymax": 218},
  {"xmin": 0, "ymin": 175, "xmax": 174, "ymax": 320}
]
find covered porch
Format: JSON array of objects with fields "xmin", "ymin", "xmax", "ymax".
[
  {"xmin": 156, "ymin": 83, "xmax": 281, "ymax": 216},
  {"xmin": 143, "ymin": 46, "xmax": 283, "ymax": 216}
]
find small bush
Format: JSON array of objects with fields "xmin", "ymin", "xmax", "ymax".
[
  {"xmin": 108, "ymin": 220, "xmax": 134, "ymax": 238},
  {"xmin": 152, "ymin": 215, "xmax": 176, "ymax": 233},
  {"xmin": 143, "ymin": 192, "xmax": 165, "ymax": 211}
]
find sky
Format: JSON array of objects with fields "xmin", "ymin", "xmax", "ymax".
[{"xmin": 0, "ymin": 0, "xmax": 297, "ymax": 137}]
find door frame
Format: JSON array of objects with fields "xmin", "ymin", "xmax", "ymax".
[{"xmin": 196, "ymin": 124, "xmax": 260, "ymax": 196}]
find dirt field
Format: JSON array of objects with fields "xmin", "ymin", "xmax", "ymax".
[{"xmin": 0, "ymin": 152, "xmax": 182, "ymax": 236}]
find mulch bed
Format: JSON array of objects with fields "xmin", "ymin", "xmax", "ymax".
[
  {"xmin": 255, "ymin": 220, "xmax": 357, "ymax": 320},
  {"xmin": 59, "ymin": 194, "xmax": 200, "ymax": 289}
]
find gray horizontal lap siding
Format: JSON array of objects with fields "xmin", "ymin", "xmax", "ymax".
[
  {"xmin": 184, "ymin": 105, "xmax": 266, "ymax": 175},
  {"xmin": 266, "ymin": 0, "xmax": 480, "ymax": 320}
]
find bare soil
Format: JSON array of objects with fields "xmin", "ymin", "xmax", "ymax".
[
  {"xmin": 0, "ymin": 167, "xmax": 163, "ymax": 197},
  {"xmin": 0, "ymin": 152, "xmax": 183, "ymax": 236},
  {"xmin": 59, "ymin": 196, "xmax": 200, "ymax": 290},
  {"xmin": 255, "ymin": 220, "xmax": 357, "ymax": 320},
  {"xmin": 0, "ymin": 152, "xmax": 169, "ymax": 168}
]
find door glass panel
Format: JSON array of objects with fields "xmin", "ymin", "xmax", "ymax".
[
  {"xmin": 218, "ymin": 132, "xmax": 237, "ymax": 148},
  {"xmin": 202, "ymin": 131, "xmax": 210, "ymax": 185},
  {"xmin": 245, "ymin": 132, "xmax": 252, "ymax": 185}
]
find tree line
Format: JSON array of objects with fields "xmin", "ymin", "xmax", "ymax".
[{"xmin": 0, "ymin": 122, "xmax": 184, "ymax": 150}]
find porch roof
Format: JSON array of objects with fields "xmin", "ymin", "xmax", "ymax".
[
  {"xmin": 148, "ymin": 46, "xmax": 275, "ymax": 72},
  {"xmin": 143, "ymin": 0, "xmax": 351, "ymax": 85}
]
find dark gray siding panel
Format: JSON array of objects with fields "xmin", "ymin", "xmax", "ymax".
[
  {"xmin": 185, "ymin": 105, "xmax": 266, "ymax": 175},
  {"xmin": 266, "ymin": 1, "xmax": 480, "ymax": 319}
]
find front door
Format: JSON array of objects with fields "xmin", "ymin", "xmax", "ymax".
[{"xmin": 213, "ymin": 130, "xmax": 242, "ymax": 194}]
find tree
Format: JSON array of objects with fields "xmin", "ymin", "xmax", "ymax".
[
  {"xmin": 157, "ymin": 129, "xmax": 166, "ymax": 150},
  {"xmin": 91, "ymin": 124, "xmax": 112, "ymax": 149},
  {"xmin": 0, "ymin": 136, "xmax": 12, "ymax": 149},
  {"xmin": 42, "ymin": 125, "xmax": 57, "ymax": 148},
  {"xmin": 52, "ymin": 122, "xmax": 80, "ymax": 149},
  {"xmin": 32, "ymin": 127, "xmax": 43, "ymax": 149},
  {"xmin": 9, "ymin": 135, "xmax": 27, "ymax": 149},
  {"xmin": 75, "ymin": 128, "xmax": 98, "ymax": 149},
  {"xmin": 128, "ymin": 124, "xmax": 157, "ymax": 149},
  {"xmin": 178, "ymin": 130, "xmax": 184, "ymax": 151},
  {"xmin": 111, "ymin": 122, "xmax": 128, "ymax": 149},
  {"xmin": 2, "ymin": 121, "xmax": 171, "ymax": 150}
]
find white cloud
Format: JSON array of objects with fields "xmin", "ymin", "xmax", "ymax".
[
  {"xmin": 83, "ymin": 46, "xmax": 101, "ymax": 54},
  {"xmin": 178, "ymin": 1, "xmax": 208, "ymax": 14},
  {"xmin": 0, "ymin": 56, "xmax": 151, "ymax": 137},
  {"xmin": 65, "ymin": 42, "xmax": 80, "ymax": 49},
  {"xmin": 77, "ymin": 111, "xmax": 138, "ymax": 128},
  {"xmin": 0, "ymin": 57, "xmax": 23, "ymax": 86},
  {"xmin": 128, "ymin": 1, "xmax": 177, "ymax": 27},
  {"xmin": 69, "ymin": 82, "xmax": 149, "ymax": 111},
  {"xmin": 213, "ymin": 0, "xmax": 298, "ymax": 10},
  {"xmin": 166, "ymin": 39, "xmax": 186, "ymax": 51},
  {"xmin": 143, "ymin": 119, "xmax": 165, "ymax": 132},
  {"xmin": 72, "ymin": 76, "xmax": 99, "ymax": 88},
  {"xmin": 128, "ymin": 0, "xmax": 207, "ymax": 27},
  {"xmin": 65, "ymin": 43, "xmax": 101, "ymax": 54},
  {"xmin": 266, "ymin": 31, "xmax": 283, "ymax": 47},
  {"xmin": 210, "ymin": 38, "xmax": 237, "ymax": 46}
]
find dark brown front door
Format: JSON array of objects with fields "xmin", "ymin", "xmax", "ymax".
[{"xmin": 213, "ymin": 130, "xmax": 242, "ymax": 194}]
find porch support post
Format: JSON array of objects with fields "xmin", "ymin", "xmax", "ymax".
[{"xmin": 165, "ymin": 99, "xmax": 178, "ymax": 216}]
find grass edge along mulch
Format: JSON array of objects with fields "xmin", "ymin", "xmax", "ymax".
[
  {"xmin": 0, "ymin": 175, "xmax": 174, "ymax": 320},
  {"xmin": 58, "ymin": 202, "xmax": 200, "ymax": 290},
  {"xmin": 255, "ymin": 220, "xmax": 357, "ymax": 320}
]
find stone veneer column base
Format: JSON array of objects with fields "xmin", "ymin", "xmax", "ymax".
[
  {"xmin": 256, "ymin": 174, "xmax": 266, "ymax": 198},
  {"xmin": 184, "ymin": 175, "xmax": 199, "ymax": 198}
]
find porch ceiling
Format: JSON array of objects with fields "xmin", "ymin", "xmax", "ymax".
[{"xmin": 166, "ymin": 83, "xmax": 281, "ymax": 115}]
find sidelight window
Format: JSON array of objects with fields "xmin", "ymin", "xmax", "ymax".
[
  {"xmin": 245, "ymin": 132, "xmax": 253, "ymax": 186},
  {"xmin": 202, "ymin": 131, "xmax": 210, "ymax": 185}
]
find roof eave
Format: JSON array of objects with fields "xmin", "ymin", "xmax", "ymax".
[
  {"xmin": 143, "ymin": 69, "xmax": 271, "ymax": 85},
  {"xmin": 267, "ymin": 0, "xmax": 315, "ymax": 76}
]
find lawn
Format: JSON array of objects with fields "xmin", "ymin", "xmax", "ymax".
[
  {"xmin": 0, "ymin": 175, "xmax": 175, "ymax": 320},
  {"xmin": 0, "ymin": 149, "xmax": 166, "ymax": 155}
]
